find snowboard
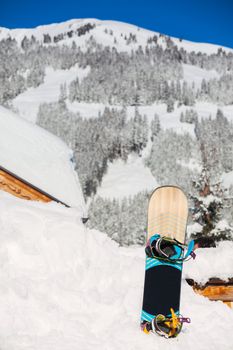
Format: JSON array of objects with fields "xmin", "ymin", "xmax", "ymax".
[{"xmin": 141, "ymin": 186, "xmax": 189, "ymax": 338}]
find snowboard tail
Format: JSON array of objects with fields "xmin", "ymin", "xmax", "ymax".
[{"xmin": 141, "ymin": 186, "xmax": 189, "ymax": 337}]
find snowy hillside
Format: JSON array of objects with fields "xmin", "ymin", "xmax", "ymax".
[
  {"xmin": 0, "ymin": 191, "xmax": 232, "ymax": 350},
  {"xmin": 0, "ymin": 18, "xmax": 231, "ymax": 123}
]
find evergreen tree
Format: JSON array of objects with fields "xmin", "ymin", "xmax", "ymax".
[
  {"xmin": 190, "ymin": 168, "xmax": 233, "ymax": 242},
  {"xmin": 166, "ymin": 96, "xmax": 175, "ymax": 112},
  {"xmin": 151, "ymin": 114, "xmax": 161, "ymax": 141}
]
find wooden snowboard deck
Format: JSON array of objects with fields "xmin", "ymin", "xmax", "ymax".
[{"xmin": 147, "ymin": 186, "xmax": 188, "ymax": 243}]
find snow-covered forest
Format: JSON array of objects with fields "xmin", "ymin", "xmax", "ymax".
[{"xmin": 1, "ymin": 19, "xmax": 233, "ymax": 245}]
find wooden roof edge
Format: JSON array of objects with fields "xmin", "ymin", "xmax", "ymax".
[
  {"xmin": 186, "ymin": 277, "xmax": 233, "ymax": 288},
  {"xmin": 0, "ymin": 164, "xmax": 71, "ymax": 207},
  {"xmin": 0, "ymin": 165, "xmax": 89, "ymax": 223}
]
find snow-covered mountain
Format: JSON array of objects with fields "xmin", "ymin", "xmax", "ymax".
[
  {"xmin": 1, "ymin": 19, "xmax": 230, "ymax": 122},
  {"xmin": 1, "ymin": 18, "xmax": 233, "ymax": 244},
  {"xmin": 1, "ymin": 18, "xmax": 233, "ymax": 53}
]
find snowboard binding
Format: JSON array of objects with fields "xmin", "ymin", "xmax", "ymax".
[
  {"xmin": 145, "ymin": 234, "xmax": 196, "ymax": 263},
  {"xmin": 141, "ymin": 308, "xmax": 191, "ymax": 338}
]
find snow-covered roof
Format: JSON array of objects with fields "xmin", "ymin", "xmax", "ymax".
[{"xmin": 0, "ymin": 106, "xmax": 86, "ymax": 216}]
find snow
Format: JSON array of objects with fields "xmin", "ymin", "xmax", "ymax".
[
  {"xmin": 127, "ymin": 103, "xmax": 196, "ymax": 136},
  {"xmin": 128, "ymin": 102, "xmax": 230, "ymax": 137},
  {"xmin": 184, "ymin": 241, "xmax": 233, "ymax": 285},
  {"xmin": 13, "ymin": 65, "xmax": 90, "ymax": 123},
  {"xmin": 0, "ymin": 18, "xmax": 99, "ymax": 44},
  {"xmin": 195, "ymin": 102, "xmax": 233, "ymax": 121},
  {"xmin": 172, "ymin": 34, "xmax": 233, "ymax": 54},
  {"xmin": 0, "ymin": 106, "xmax": 86, "ymax": 214},
  {"xmin": 97, "ymin": 154, "xmax": 157, "ymax": 200},
  {"xmin": 182, "ymin": 64, "xmax": 219, "ymax": 89},
  {"xmin": 129, "ymin": 102, "xmax": 233, "ymax": 133},
  {"xmin": 1, "ymin": 18, "xmax": 232, "ymax": 55},
  {"xmin": 1, "ymin": 18, "xmax": 233, "ymax": 349},
  {"xmin": 66, "ymin": 101, "xmax": 106, "ymax": 119},
  {"xmin": 187, "ymin": 223, "xmax": 203, "ymax": 237},
  {"xmin": 0, "ymin": 191, "xmax": 232, "ymax": 350},
  {"xmin": 221, "ymin": 171, "xmax": 233, "ymax": 188},
  {"xmin": 177, "ymin": 159, "xmax": 202, "ymax": 172},
  {"xmin": 201, "ymin": 194, "xmax": 221, "ymax": 207}
]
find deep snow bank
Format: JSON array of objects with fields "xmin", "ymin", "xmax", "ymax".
[{"xmin": 0, "ymin": 191, "xmax": 232, "ymax": 350}]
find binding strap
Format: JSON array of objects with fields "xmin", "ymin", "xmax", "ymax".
[
  {"xmin": 142, "ymin": 308, "xmax": 191, "ymax": 338},
  {"xmin": 146, "ymin": 234, "xmax": 196, "ymax": 263}
]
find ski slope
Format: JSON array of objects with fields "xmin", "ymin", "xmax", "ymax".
[
  {"xmin": 96, "ymin": 155, "xmax": 157, "ymax": 200},
  {"xmin": 0, "ymin": 191, "xmax": 232, "ymax": 350},
  {"xmin": 182, "ymin": 64, "xmax": 219, "ymax": 88},
  {"xmin": 13, "ymin": 65, "xmax": 90, "ymax": 123}
]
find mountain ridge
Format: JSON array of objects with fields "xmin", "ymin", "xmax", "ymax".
[{"xmin": 1, "ymin": 18, "xmax": 233, "ymax": 54}]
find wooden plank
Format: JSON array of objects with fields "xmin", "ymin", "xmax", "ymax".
[
  {"xmin": 193, "ymin": 285, "xmax": 233, "ymax": 302},
  {"xmin": 186, "ymin": 278, "xmax": 233, "ymax": 307}
]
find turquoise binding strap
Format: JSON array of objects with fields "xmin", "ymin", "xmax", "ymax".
[{"xmin": 184, "ymin": 240, "xmax": 195, "ymax": 260}]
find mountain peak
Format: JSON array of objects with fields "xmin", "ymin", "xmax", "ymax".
[{"xmin": 0, "ymin": 18, "xmax": 232, "ymax": 55}]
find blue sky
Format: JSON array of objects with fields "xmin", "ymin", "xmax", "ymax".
[{"xmin": 1, "ymin": 0, "xmax": 233, "ymax": 48}]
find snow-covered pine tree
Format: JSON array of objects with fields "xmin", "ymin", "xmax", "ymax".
[
  {"xmin": 190, "ymin": 167, "xmax": 233, "ymax": 242},
  {"xmin": 151, "ymin": 113, "xmax": 161, "ymax": 141},
  {"xmin": 180, "ymin": 109, "xmax": 198, "ymax": 124},
  {"xmin": 166, "ymin": 96, "xmax": 175, "ymax": 112}
]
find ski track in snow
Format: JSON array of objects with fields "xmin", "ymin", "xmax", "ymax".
[
  {"xmin": 12, "ymin": 65, "xmax": 90, "ymax": 123},
  {"xmin": 0, "ymin": 192, "xmax": 232, "ymax": 350}
]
